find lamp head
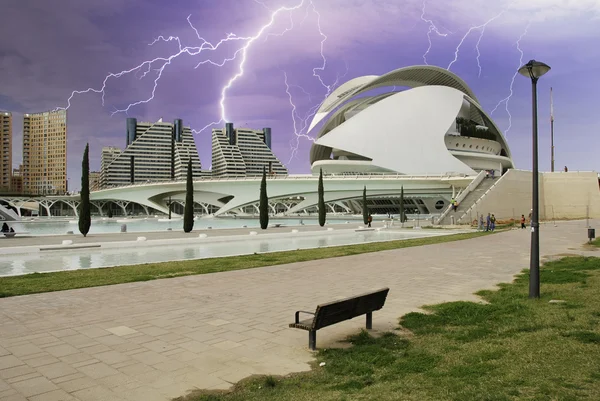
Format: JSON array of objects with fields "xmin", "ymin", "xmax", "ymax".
[{"xmin": 518, "ymin": 60, "xmax": 551, "ymax": 80}]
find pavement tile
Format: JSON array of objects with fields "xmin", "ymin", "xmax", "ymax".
[
  {"xmin": 137, "ymin": 326, "xmax": 170, "ymax": 337},
  {"xmin": 71, "ymin": 385, "xmax": 127, "ymax": 401},
  {"xmin": 206, "ymin": 319, "xmax": 230, "ymax": 327},
  {"xmin": 36, "ymin": 362, "xmax": 78, "ymax": 380},
  {"xmin": 51, "ymin": 372, "xmax": 85, "ymax": 384},
  {"xmin": 0, "ymin": 365, "xmax": 35, "ymax": 380},
  {"xmin": 92, "ymin": 350, "xmax": 131, "ymax": 365},
  {"xmin": 10, "ymin": 376, "xmax": 58, "ymax": 397},
  {"xmin": 130, "ymin": 350, "xmax": 168, "ymax": 365},
  {"xmin": 211, "ymin": 340, "xmax": 243, "ymax": 351},
  {"xmin": 56, "ymin": 376, "xmax": 98, "ymax": 393},
  {"xmin": 5, "ymin": 372, "xmax": 41, "ymax": 384},
  {"xmin": 76, "ymin": 362, "xmax": 119, "ymax": 379},
  {"xmin": 141, "ymin": 340, "xmax": 177, "ymax": 354},
  {"xmin": 0, "ymin": 355, "xmax": 24, "ymax": 370},
  {"xmin": 60, "ymin": 334, "xmax": 99, "ymax": 349},
  {"xmin": 44, "ymin": 344, "xmax": 80, "ymax": 358},
  {"xmin": 117, "ymin": 362, "xmax": 156, "ymax": 377},
  {"xmin": 28, "ymin": 389, "xmax": 77, "ymax": 401},
  {"xmin": 105, "ymin": 326, "xmax": 139, "ymax": 337},
  {"xmin": 74, "ymin": 326, "xmax": 110, "ymax": 339},
  {"xmin": 5, "ymin": 343, "xmax": 43, "ymax": 357},
  {"xmin": 0, "ymin": 393, "xmax": 27, "ymax": 401}
]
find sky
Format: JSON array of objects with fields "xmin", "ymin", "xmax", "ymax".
[{"xmin": 1, "ymin": 0, "xmax": 599, "ymax": 187}]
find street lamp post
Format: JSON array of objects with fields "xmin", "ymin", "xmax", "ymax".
[{"xmin": 518, "ymin": 59, "xmax": 551, "ymax": 299}]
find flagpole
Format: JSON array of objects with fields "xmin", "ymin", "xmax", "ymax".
[{"xmin": 550, "ymin": 87, "xmax": 555, "ymax": 172}]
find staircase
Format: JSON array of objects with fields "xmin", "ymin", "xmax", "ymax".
[
  {"xmin": 0, "ymin": 204, "xmax": 20, "ymax": 221},
  {"xmin": 437, "ymin": 177, "xmax": 496, "ymax": 225}
]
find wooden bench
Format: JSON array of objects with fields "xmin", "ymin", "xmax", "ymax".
[{"xmin": 289, "ymin": 288, "xmax": 390, "ymax": 350}]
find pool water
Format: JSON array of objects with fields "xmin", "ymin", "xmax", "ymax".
[{"xmin": 0, "ymin": 229, "xmax": 450, "ymax": 276}]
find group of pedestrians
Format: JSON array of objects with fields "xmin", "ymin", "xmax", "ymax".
[
  {"xmin": 478, "ymin": 211, "xmax": 532, "ymax": 232},
  {"xmin": 477, "ymin": 213, "xmax": 496, "ymax": 232}
]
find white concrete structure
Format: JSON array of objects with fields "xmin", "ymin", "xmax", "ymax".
[
  {"xmin": 309, "ymin": 65, "xmax": 514, "ymax": 177},
  {"xmin": 211, "ymin": 123, "xmax": 287, "ymax": 177},
  {"xmin": 89, "ymin": 173, "xmax": 470, "ymax": 217},
  {"xmin": 101, "ymin": 118, "xmax": 202, "ymax": 188}
]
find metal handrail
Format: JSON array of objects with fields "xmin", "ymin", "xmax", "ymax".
[
  {"xmin": 435, "ymin": 170, "xmax": 485, "ymax": 224},
  {"xmin": 456, "ymin": 171, "xmax": 510, "ymax": 223}
]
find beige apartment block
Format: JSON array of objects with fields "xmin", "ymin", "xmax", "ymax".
[
  {"xmin": 0, "ymin": 111, "xmax": 12, "ymax": 191},
  {"xmin": 23, "ymin": 109, "xmax": 67, "ymax": 194}
]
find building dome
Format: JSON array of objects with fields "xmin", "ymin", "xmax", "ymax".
[{"xmin": 309, "ymin": 65, "xmax": 514, "ymax": 176}]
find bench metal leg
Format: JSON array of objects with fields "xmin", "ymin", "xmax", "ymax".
[
  {"xmin": 309, "ymin": 330, "xmax": 316, "ymax": 350},
  {"xmin": 366, "ymin": 312, "xmax": 372, "ymax": 330}
]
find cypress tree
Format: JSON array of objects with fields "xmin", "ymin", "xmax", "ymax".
[
  {"xmin": 259, "ymin": 167, "xmax": 269, "ymax": 229},
  {"xmin": 78, "ymin": 143, "xmax": 91, "ymax": 237},
  {"xmin": 318, "ymin": 168, "xmax": 326, "ymax": 227},
  {"xmin": 399, "ymin": 186, "xmax": 405, "ymax": 223},
  {"xmin": 362, "ymin": 186, "xmax": 368, "ymax": 225},
  {"xmin": 183, "ymin": 159, "xmax": 194, "ymax": 233}
]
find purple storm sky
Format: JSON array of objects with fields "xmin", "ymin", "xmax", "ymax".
[{"xmin": 1, "ymin": 0, "xmax": 599, "ymax": 188}]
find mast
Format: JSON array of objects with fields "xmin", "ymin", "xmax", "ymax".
[{"xmin": 550, "ymin": 87, "xmax": 555, "ymax": 172}]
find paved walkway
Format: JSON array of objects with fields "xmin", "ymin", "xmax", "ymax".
[{"xmin": 0, "ymin": 220, "xmax": 596, "ymax": 400}]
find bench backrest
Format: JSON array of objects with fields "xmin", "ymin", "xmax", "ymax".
[{"xmin": 312, "ymin": 288, "xmax": 389, "ymax": 330}]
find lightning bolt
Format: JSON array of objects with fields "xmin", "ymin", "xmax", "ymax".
[
  {"xmin": 57, "ymin": 0, "xmax": 311, "ymax": 135},
  {"xmin": 447, "ymin": 10, "xmax": 506, "ymax": 71},
  {"xmin": 490, "ymin": 21, "xmax": 532, "ymax": 135},
  {"xmin": 420, "ymin": 2, "xmax": 448, "ymax": 65}
]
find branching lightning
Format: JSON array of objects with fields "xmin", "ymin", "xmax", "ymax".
[
  {"xmin": 447, "ymin": 10, "xmax": 506, "ymax": 71},
  {"xmin": 490, "ymin": 21, "xmax": 532, "ymax": 135},
  {"xmin": 58, "ymin": 0, "xmax": 312, "ymax": 135},
  {"xmin": 420, "ymin": 2, "xmax": 448, "ymax": 65}
]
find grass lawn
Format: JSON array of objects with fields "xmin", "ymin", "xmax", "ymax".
[
  {"xmin": 0, "ymin": 231, "xmax": 485, "ymax": 298},
  {"xmin": 179, "ymin": 256, "xmax": 600, "ymax": 401},
  {"xmin": 590, "ymin": 237, "xmax": 600, "ymax": 247}
]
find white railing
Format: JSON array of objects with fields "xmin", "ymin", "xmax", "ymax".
[
  {"xmin": 456, "ymin": 171, "xmax": 510, "ymax": 223},
  {"xmin": 435, "ymin": 170, "xmax": 485, "ymax": 224}
]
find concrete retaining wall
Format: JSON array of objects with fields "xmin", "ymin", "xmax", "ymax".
[{"xmin": 461, "ymin": 170, "xmax": 599, "ymax": 222}]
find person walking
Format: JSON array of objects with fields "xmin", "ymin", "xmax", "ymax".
[
  {"xmin": 486, "ymin": 213, "xmax": 491, "ymax": 232},
  {"xmin": 520, "ymin": 214, "xmax": 526, "ymax": 229},
  {"xmin": 478, "ymin": 214, "xmax": 484, "ymax": 231},
  {"xmin": 490, "ymin": 214, "xmax": 496, "ymax": 232},
  {"xmin": 367, "ymin": 214, "xmax": 373, "ymax": 228}
]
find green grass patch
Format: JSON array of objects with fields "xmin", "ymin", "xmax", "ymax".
[
  {"xmin": 590, "ymin": 237, "xmax": 600, "ymax": 247},
  {"xmin": 0, "ymin": 232, "xmax": 485, "ymax": 298},
  {"xmin": 178, "ymin": 256, "xmax": 600, "ymax": 401}
]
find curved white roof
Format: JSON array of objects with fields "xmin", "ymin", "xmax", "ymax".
[
  {"xmin": 314, "ymin": 85, "xmax": 478, "ymax": 175},
  {"xmin": 308, "ymin": 65, "xmax": 480, "ymax": 132}
]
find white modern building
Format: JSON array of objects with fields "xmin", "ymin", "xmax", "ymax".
[
  {"xmin": 100, "ymin": 118, "xmax": 203, "ymax": 188},
  {"xmin": 308, "ymin": 65, "xmax": 514, "ymax": 177},
  {"xmin": 3, "ymin": 65, "xmax": 596, "ymax": 223},
  {"xmin": 211, "ymin": 123, "xmax": 287, "ymax": 177}
]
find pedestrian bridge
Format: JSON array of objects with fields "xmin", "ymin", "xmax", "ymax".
[{"xmin": 0, "ymin": 173, "xmax": 474, "ymax": 220}]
